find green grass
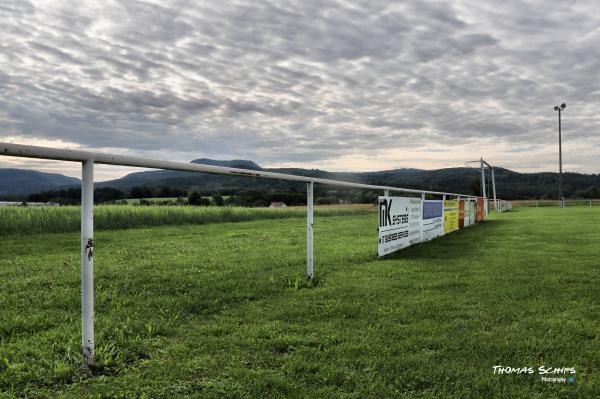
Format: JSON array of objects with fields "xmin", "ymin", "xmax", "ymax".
[
  {"xmin": 1, "ymin": 208, "xmax": 599, "ymax": 397},
  {"xmin": 0, "ymin": 205, "xmax": 373, "ymax": 237}
]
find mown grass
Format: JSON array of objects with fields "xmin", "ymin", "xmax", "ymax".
[
  {"xmin": 1, "ymin": 207, "xmax": 599, "ymax": 397},
  {"xmin": 0, "ymin": 205, "xmax": 374, "ymax": 237}
]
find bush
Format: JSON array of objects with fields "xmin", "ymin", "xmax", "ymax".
[
  {"xmin": 212, "ymin": 194, "xmax": 225, "ymax": 206},
  {"xmin": 188, "ymin": 191, "xmax": 202, "ymax": 206}
]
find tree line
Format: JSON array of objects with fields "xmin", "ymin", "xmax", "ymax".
[
  {"xmin": 28, "ymin": 181, "xmax": 600, "ymax": 206},
  {"xmin": 27, "ymin": 186, "xmax": 186, "ymax": 205},
  {"xmin": 26, "ymin": 186, "xmax": 381, "ymax": 206}
]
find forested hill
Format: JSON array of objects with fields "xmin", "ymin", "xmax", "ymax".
[
  {"xmin": 97, "ymin": 161, "xmax": 600, "ymax": 200},
  {"xmin": 3, "ymin": 160, "xmax": 600, "ymax": 200},
  {"xmin": 0, "ymin": 168, "xmax": 79, "ymax": 197}
]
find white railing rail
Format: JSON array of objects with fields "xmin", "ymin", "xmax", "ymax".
[{"xmin": 1, "ymin": 141, "xmax": 494, "ymax": 368}]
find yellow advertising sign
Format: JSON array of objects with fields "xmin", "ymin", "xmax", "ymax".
[{"xmin": 443, "ymin": 200, "xmax": 459, "ymax": 234}]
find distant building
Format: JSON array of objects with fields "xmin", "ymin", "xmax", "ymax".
[{"xmin": 269, "ymin": 202, "xmax": 287, "ymax": 208}]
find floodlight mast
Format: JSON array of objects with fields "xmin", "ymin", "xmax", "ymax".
[
  {"xmin": 480, "ymin": 158, "xmax": 486, "ymax": 198},
  {"xmin": 554, "ymin": 102, "xmax": 566, "ymax": 208}
]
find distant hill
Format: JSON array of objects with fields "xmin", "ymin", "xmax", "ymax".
[
  {"xmin": 190, "ymin": 158, "xmax": 261, "ymax": 170},
  {"xmin": 96, "ymin": 159, "xmax": 600, "ymax": 200},
  {"xmin": 0, "ymin": 168, "xmax": 79, "ymax": 197},
  {"xmin": 3, "ymin": 158, "xmax": 600, "ymax": 200}
]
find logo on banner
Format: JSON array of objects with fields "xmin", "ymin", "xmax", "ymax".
[{"xmin": 379, "ymin": 198, "xmax": 392, "ymax": 227}]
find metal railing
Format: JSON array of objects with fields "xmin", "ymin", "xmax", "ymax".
[
  {"xmin": 512, "ymin": 199, "xmax": 600, "ymax": 208},
  {"xmin": 1, "ymin": 142, "xmax": 494, "ymax": 368},
  {"xmin": 490, "ymin": 199, "xmax": 512, "ymax": 212}
]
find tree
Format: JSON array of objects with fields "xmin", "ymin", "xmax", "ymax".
[
  {"xmin": 211, "ymin": 194, "xmax": 225, "ymax": 206},
  {"xmin": 130, "ymin": 186, "xmax": 152, "ymax": 199},
  {"xmin": 575, "ymin": 186, "xmax": 600, "ymax": 199},
  {"xmin": 94, "ymin": 187, "xmax": 125, "ymax": 203},
  {"xmin": 171, "ymin": 188, "xmax": 186, "ymax": 197},
  {"xmin": 27, "ymin": 187, "xmax": 81, "ymax": 205},
  {"xmin": 469, "ymin": 178, "xmax": 481, "ymax": 197},
  {"xmin": 158, "ymin": 186, "xmax": 172, "ymax": 197},
  {"xmin": 188, "ymin": 191, "xmax": 202, "ymax": 206}
]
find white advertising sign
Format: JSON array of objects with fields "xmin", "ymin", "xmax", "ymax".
[
  {"xmin": 469, "ymin": 201, "xmax": 477, "ymax": 226},
  {"xmin": 464, "ymin": 201, "xmax": 472, "ymax": 227},
  {"xmin": 378, "ymin": 196, "xmax": 421, "ymax": 256},
  {"xmin": 421, "ymin": 200, "xmax": 444, "ymax": 241}
]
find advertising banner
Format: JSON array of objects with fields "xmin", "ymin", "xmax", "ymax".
[
  {"xmin": 458, "ymin": 200, "xmax": 465, "ymax": 229},
  {"xmin": 463, "ymin": 201, "xmax": 475, "ymax": 227},
  {"xmin": 476, "ymin": 197, "xmax": 484, "ymax": 222},
  {"xmin": 463, "ymin": 201, "xmax": 471, "ymax": 227},
  {"xmin": 378, "ymin": 196, "xmax": 421, "ymax": 256},
  {"xmin": 443, "ymin": 200, "xmax": 459, "ymax": 234},
  {"xmin": 469, "ymin": 201, "xmax": 476, "ymax": 225},
  {"xmin": 421, "ymin": 200, "xmax": 443, "ymax": 241}
]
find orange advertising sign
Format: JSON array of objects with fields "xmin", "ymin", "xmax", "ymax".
[{"xmin": 476, "ymin": 197, "xmax": 484, "ymax": 222}]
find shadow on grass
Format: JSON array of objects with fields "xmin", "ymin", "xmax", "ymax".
[{"xmin": 381, "ymin": 219, "xmax": 512, "ymax": 262}]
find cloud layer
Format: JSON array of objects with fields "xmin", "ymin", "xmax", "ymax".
[{"xmin": 1, "ymin": 0, "xmax": 599, "ymax": 179}]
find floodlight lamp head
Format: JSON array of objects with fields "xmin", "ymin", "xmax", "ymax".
[
  {"xmin": 554, "ymin": 106, "xmax": 559, "ymax": 111},
  {"xmin": 561, "ymin": 103, "xmax": 566, "ymax": 109}
]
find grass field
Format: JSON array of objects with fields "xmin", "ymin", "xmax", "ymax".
[
  {"xmin": 0, "ymin": 205, "xmax": 374, "ymax": 237},
  {"xmin": 1, "ymin": 207, "xmax": 599, "ymax": 397}
]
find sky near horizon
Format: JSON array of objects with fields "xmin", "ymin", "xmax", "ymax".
[{"xmin": 1, "ymin": 0, "xmax": 599, "ymax": 181}]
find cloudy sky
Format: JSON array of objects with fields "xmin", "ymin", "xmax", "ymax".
[{"xmin": 1, "ymin": 0, "xmax": 599, "ymax": 180}]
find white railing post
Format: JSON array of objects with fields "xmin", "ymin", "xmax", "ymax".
[
  {"xmin": 491, "ymin": 167, "xmax": 498, "ymax": 212},
  {"xmin": 81, "ymin": 160, "xmax": 94, "ymax": 368},
  {"xmin": 384, "ymin": 189, "xmax": 389, "ymax": 196},
  {"xmin": 441, "ymin": 194, "xmax": 446, "ymax": 233},
  {"xmin": 306, "ymin": 182, "xmax": 314, "ymax": 279}
]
